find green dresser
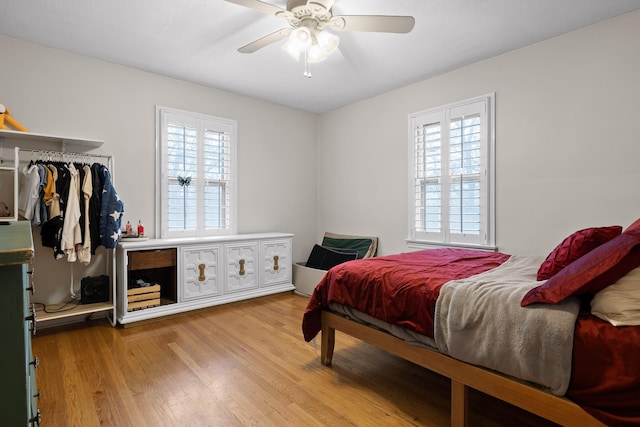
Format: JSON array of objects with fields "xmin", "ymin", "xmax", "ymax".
[{"xmin": 0, "ymin": 221, "xmax": 39, "ymax": 426}]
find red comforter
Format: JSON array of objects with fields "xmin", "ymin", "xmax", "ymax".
[
  {"xmin": 570, "ymin": 312, "xmax": 640, "ymax": 426},
  {"xmin": 302, "ymin": 248, "xmax": 510, "ymax": 341}
]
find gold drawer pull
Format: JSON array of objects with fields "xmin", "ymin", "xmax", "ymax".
[
  {"xmin": 273, "ymin": 255, "xmax": 279, "ymax": 271},
  {"xmin": 239, "ymin": 259, "xmax": 245, "ymax": 276},
  {"xmin": 198, "ymin": 264, "xmax": 206, "ymax": 282}
]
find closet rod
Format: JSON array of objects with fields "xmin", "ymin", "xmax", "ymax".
[
  {"xmin": 16, "ymin": 147, "xmax": 112, "ymax": 161},
  {"xmin": 16, "ymin": 147, "xmax": 114, "ymax": 179}
]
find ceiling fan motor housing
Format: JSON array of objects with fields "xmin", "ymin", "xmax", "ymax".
[
  {"xmin": 284, "ymin": 0, "xmax": 334, "ymax": 28},
  {"xmin": 288, "ymin": 0, "xmax": 335, "ymax": 12}
]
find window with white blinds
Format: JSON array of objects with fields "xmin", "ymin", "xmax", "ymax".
[
  {"xmin": 409, "ymin": 94, "xmax": 495, "ymax": 247},
  {"xmin": 158, "ymin": 107, "xmax": 237, "ymax": 238}
]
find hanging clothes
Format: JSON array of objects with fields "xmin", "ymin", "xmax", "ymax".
[
  {"xmin": 41, "ymin": 163, "xmax": 65, "ymax": 259},
  {"xmin": 98, "ymin": 165, "xmax": 124, "ymax": 249},
  {"xmin": 56, "ymin": 162, "xmax": 71, "ymax": 218},
  {"xmin": 77, "ymin": 164, "xmax": 93, "ymax": 264},
  {"xmin": 41, "ymin": 163, "xmax": 67, "ymax": 259},
  {"xmin": 76, "ymin": 163, "xmax": 87, "ymax": 249},
  {"xmin": 17, "ymin": 150, "xmax": 122, "ymax": 263},
  {"xmin": 44, "ymin": 163, "xmax": 60, "ymax": 217},
  {"xmin": 89, "ymin": 163, "xmax": 104, "ymax": 255},
  {"xmin": 35, "ymin": 164, "xmax": 48, "ymax": 225},
  {"xmin": 61, "ymin": 163, "xmax": 82, "ymax": 262},
  {"xmin": 42, "ymin": 164, "xmax": 54, "ymax": 205}
]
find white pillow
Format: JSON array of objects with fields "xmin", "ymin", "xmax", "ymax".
[{"xmin": 591, "ymin": 266, "xmax": 640, "ymax": 326}]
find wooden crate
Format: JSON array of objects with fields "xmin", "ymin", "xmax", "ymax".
[{"xmin": 127, "ymin": 284, "xmax": 161, "ymax": 311}]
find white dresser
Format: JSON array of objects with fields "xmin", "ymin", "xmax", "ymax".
[{"xmin": 116, "ymin": 233, "xmax": 293, "ymax": 325}]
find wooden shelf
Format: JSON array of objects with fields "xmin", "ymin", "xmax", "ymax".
[
  {"xmin": 0, "ymin": 129, "xmax": 103, "ymax": 148},
  {"xmin": 35, "ymin": 301, "xmax": 113, "ymax": 323}
]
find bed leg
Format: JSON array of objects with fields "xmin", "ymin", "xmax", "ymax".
[
  {"xmin": 321, "ymin": 323, "xmax": 335, "ymax": 366},
  {"xmin": 451, "ymin": 380, "xmax": 469, "ymax": 427}
]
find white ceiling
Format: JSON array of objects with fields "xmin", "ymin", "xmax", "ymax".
[{"xmin": 1, "ymin": 0, "xmax": 639, "ymax": 113}]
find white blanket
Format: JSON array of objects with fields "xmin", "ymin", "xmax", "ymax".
[{"xmin": 434, "ymin": 255, "xmax": 580, "ymax": 396}]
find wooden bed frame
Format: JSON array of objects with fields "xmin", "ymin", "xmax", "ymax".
[{"xmin": 320, "ymin": 310, "xmax": 606, "ymax": 427}]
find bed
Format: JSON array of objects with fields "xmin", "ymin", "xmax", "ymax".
[{"xmin": 302, "ymin": 224, "xmax": 640, "ymax": 427}]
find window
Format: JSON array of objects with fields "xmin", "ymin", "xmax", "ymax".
[
  {"xmin": 157, "ymin": 107, "xmax": 237, "ymax": 238},
  {"xmin": 408, "ymin": 94, "xmax": 495, "ymax": 248}
]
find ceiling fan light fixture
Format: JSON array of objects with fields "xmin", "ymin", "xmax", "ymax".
[
  {"xmin": 307, "ymin": 31, "xmax": 339, "ymax": 63},
  {"xmin": 289, "ymin": 27, "xmax": 313, "ymax": 51},
  {"xmin": 282, "ymin": 27, "xmax": 339, "ymax": 66},
  {"xmin": 281, "ymin": 41, "xmax": 301, "ymax": 61},
  {"xmin": 318, "ymin": 30, "xmax": 339, "ymax": 54},
  {"xmin": 307, "ymin": 44, "xmax": 325, "ymax": 63},
  {"xmin": 282, "ymin": 26, "xmax": 315, "ymax": 61}
]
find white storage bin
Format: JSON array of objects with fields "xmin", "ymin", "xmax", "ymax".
[{"xmin": 292, "ymin": 262, "xmax": 327, "ymax": 297}]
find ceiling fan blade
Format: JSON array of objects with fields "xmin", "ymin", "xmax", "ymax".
[
  {"xmin": 238, "ymin": 28, "xmax": 292, "ymax": 53},
  {"xmin": 225, "ymin": 0, "xmax": 286, "ymax": 16},
  {"xmin": 328, "ymin": 15, "xmax": 415, "ymax": 33}
]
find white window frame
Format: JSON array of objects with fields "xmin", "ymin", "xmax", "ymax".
[
  {"xmin": 407, "ymin": 93, "xmax": 496, "ymax": 249},
  {"xmin": 156, "ymin": 106, "xmax": 237, "ymax": 238}
]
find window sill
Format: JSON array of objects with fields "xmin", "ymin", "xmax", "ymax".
[{"xmin": 406, "ymin": 239, "xmax": 498, "ymax": 252}]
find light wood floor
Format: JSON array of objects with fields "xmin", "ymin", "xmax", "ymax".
[{"xmin": 32, "ymin": 292, "xmax": 558, "ymax": 427}]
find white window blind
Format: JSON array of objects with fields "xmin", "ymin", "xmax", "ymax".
[
  {"xmin": 414, "ymin": 121, "xmax": 443, "ymax": 236},
  {"xmin": 448, "ymin": 113, "xmax": 481, "ymax": 236},
  {"xmin": 409, "ymin": 94, "xmax": 495, "ymax": 247},
  {"xmin": 158, "ymin": 107, "xmax": 237, "ymax": 238},
  {"xmin": 167, "ymin": 124, "xmax": 198, "ymax": 232},
  {"xmin": 203, "ymin": 129, "xmax": 231, "ymax": 231}
]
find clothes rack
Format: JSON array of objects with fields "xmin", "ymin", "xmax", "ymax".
[
  {"xmin": 15, "ymin": 146, "xmax": 118, "ymax": 326},
  {"xmin": 16, "ymin": 147, "xmax": 115, "ymax": 181}
]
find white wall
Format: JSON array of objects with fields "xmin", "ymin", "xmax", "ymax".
[
  {"xmin": 318, "ymin": 9, "xmax": 640, "ymax": 256},
  {"xmin": 0, "ymin": 35, "xmax": 319, "ymax": 303}
]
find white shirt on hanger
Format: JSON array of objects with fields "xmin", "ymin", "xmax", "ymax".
[{"xmin": 17, "ymin": 163, "xmax": 40, "ymax": 221}]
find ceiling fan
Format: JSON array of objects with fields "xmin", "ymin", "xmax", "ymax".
[{"xmin": 225, "ymin": 0, "xmax": 415, "ymax": 76}]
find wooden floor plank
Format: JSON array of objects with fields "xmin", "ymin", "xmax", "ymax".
[{"xmin": 32, "ymin": 293, "xmax": 559, "ymax": 426}]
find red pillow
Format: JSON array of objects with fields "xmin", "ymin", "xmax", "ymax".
[
  {"xmin": 536, "ymin": 226, "xmax": 622, "ymax": 281},
  {"xmin": 624, "ymin": 217, "xmax": 640, "ymax": 233},
  {"xmin": 522, "ymin": 230, "xmax": 640, "ymax": 306}
]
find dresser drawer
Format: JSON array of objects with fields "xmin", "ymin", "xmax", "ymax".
[
  {"xmin": 128, "ymin": 248, "xmax": 177, "ymax": 270},
  {"xmin": 225, "ymin": 242, "xmax": 259, "ymax": 294},
  {"xmin": 261, "ymin": 239, "xmax": 292, "ymax": 287},
  {"xmin": 181, "ymin": 245, "xmax": 222, "ymax": 301}
]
